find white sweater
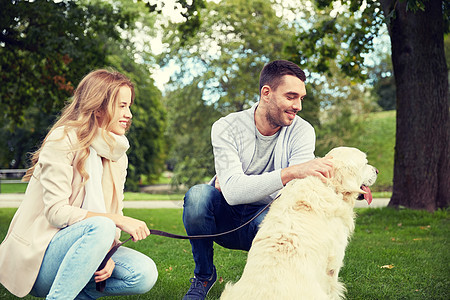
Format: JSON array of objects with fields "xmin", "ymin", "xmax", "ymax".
[{"xmin": 210, "ymin": 102, "xmax": 316, "ymax": 205}]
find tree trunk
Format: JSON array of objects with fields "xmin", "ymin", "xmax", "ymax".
[{"xmin": 380, "ymin": 0, "xmax": 449, "ymax": 211}]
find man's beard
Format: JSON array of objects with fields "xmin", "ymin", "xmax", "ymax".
[{"xmin": 265, "ymin": 107, "xmax": 286, "ymax": 131}]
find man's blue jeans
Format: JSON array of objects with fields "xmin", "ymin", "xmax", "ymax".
[
  {"xmin": 183, "ymin": 184, "xmax": 268, "ymax": 280},
  {"xmin": 30, "ymin": 216, "xmax": 158, "ymax": 299}
]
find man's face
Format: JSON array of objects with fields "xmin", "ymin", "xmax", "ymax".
[{"xmin": 265, "ymin": 75, "xmax": 306, "ymax": 129}]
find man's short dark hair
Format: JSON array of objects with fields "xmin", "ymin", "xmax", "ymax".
[{"xmin": 259, "ymin": 60, "xmax": 306, "ymax": 94}]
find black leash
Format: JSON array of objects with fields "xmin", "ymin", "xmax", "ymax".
[
  {"xmin": 96, "ymin": 193, "xmax": 280, "ymax": 291},
  {"xmin": 96, "ymin": 236, "xmax": 133, "ymax": 292}
]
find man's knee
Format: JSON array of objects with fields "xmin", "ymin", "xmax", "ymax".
[
  {"xmin": 184, "ymin": 184, "xmax": 217, "ymax": 211},
  {"xmin": 183, "ymin": 184, "xmax": 218, "ymax": 226}
]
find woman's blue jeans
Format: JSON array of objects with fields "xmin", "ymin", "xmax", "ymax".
[
  {"xmin": 182, "ymin": 184, "xmax": 268, "ymax": 280},
  {"xmin": 30, "ymin": 216, "xmax": 158, "ymax": 299}
]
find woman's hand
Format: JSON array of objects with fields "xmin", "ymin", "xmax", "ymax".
[
  {"xmin": 115, "ymin": 215, "xmax": 150, "ymax": 241},
  {"xmin": 94, "ymin": 258, "xmax": 115, "ymax": 283},
  {"xmin": 85, "ymin": 212, "xmax": 151, "ymax": 242}
]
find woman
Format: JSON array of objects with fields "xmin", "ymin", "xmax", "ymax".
[{"xmin": 0, "ymin": 69, "xmax": 158, "ymax": 299}]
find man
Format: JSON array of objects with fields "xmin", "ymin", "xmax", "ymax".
[{"xmin": 182, "ymin": 60, "xmax": 333, "ymax": 300}]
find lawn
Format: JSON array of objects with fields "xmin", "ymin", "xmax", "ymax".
[
  {"xmin": 350, "ymin": 110, "xmax": 396, "ymax": 192},
  {"xmin": 0, "ymin": 207, "xmax": 448, "ymax": 299}
]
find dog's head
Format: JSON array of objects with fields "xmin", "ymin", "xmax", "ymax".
[{"xmin": 326, "ymin": 147, "xmax": 378, "ymax": 205}]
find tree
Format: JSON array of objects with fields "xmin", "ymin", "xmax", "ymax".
[
  {"xmin": 108, "ymin": 46, "xmax": 167, "ymax": 191},
  {"xmin": 164, "ymin": 80, "xmax": 221, "ymax": 187},
  {"xmin": 0, "ymin": 0, "xmax": 134, "ymax": 126},
  {"xmin": 286, "ymin": 0, "xmax": 449, "ymax": 211},
  {"xmin": 0, "ymin": 0, "xmax": 168, "ymax": 190},
  {"xmin": 106, "ymin": 0, "xmax": 168, "ymax": 190},
  {"xmin": 0, "ymin": 0, "xmax": 134, "ymax": 168},
  {"xmin": 159, "ymin": 0, "xmax": 300, "ymax": 185},
  {"xmin": 379, "ymin": 0, "xmax": 449, "ymax": 210}
]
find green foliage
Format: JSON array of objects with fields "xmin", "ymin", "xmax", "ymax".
[
  {"xmin": 317, "ymin": 110, "xmax": 396, "ymax": 192},
  {"xmin": 373, "ymin": 76, "xmax": 396, "ymax": 111},
  {"xmin": 445, "ymin": 34, "xmax": 450, "ymax": 69},
  {"xmin": 160, "ymin": 0, "xmax": 295, "ymax": 112},
  {"xmin": 285, "ymin": 0, "xmax": 385, "ymax": 80},
  {"xmin": 0, "ymin": 207, "xmax": 448, "ymax": 299},
  {"xmin": 109, "ymin": 50, "xmax": 167, "ymax": 191},
  {"xmin": 160, "ymin": 0, "xmax": 300, "ymax": 186},
  {"xmin": 366, "ymin": 48, "xmax": 396, "ymax": 111},
  {"xmin": 165, "ymin": 80, "xmax": 221, "ymax": 187},
  {"xmin": 0, "ymin": 0, "xmax": 133, "ymax": 125},
  {"xmin": 141, "ymin": 0, "xmax": 206, "ymax": 45},
  {"xmin": 177, "ymin": 0, "xmax": 207, "ymax": 45},
  {"xmin": 0, "ymin": 0, "xmax": 134, "ymax": 169},
  {"xmin": 0, "ymin": 0, "xmax": 168, "ymax": 188}
]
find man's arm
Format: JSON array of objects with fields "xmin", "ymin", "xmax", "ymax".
[{"xmin": 211, "ymin": 118, "xmax": 284, "ymax": 205}]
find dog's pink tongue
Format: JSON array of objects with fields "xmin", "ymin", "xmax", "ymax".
[{"xmin": 362, "ymin": 186, "xmax": 373, "ymax": 205}]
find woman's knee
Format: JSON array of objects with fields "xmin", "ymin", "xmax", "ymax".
[
  {"xmin": 115, "ymin": 249, "xmax": 158, "ymax": 295},
  {"xmin": 85, "ymin": 216, "xmax": 116, "ymax": 245},
  {"xmin": 133, "ymin": 257, "xmax": 158, "ymax": 294}
]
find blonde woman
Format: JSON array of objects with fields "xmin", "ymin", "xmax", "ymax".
[{"xmin": 0, "ymin": 69, "xmax": 158, "ymax": 299}]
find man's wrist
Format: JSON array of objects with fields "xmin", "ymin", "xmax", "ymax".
[{"xmin": 281, "ymin": 166, "xmax": 294, "ymax": 186}]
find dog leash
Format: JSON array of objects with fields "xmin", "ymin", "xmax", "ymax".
[{"xmin": 96, "ymin": 194, "xmax": 280, "ymax": 292}]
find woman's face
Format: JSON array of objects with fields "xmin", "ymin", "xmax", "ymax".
[{"xmin": 107, "ymin": 85, "xmax": 133, "ymax": 135}]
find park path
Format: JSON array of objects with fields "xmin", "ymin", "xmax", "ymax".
[{"xmin": 0, "ymin": 193, "xmax": 389, "ymax": 209}]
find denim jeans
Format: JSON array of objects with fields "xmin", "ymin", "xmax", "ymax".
[
  {"xmin": 30, "ymin": 216, "xmax": 158, "ymax": 299},
  {"xmin": 183, "ymin": 184, "xmax": 268, "ymax": 280}
]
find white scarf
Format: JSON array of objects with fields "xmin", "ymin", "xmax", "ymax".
[{"xmin": 81, "ymin": 130, "xmax": 129, "ymax": 213}]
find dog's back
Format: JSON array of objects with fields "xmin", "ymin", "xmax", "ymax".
[{"xmin": 221, "ymin": 177, "xmax": 352, "ymax": 300}]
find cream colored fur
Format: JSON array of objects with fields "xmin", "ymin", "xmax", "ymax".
[{"xmin": 220, "ymin": 147, "xmax": 378, "ymax": 300}]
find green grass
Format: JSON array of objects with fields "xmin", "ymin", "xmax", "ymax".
[
  {"xmin": 124, "ymin": 192, "xmax": 184, "ymax": 201},
  {"xmin": 354, "ymin": 110, "xmax": 396, "ymax": 192},
  {"xmin": 371, "ymin": 191, "xmax": 392, "ymax": 199},
  {"xmin": 0, "ymin": 207, "xmax": 448, "ymax": 299},
  {"xmin": 0, "ymin": 182, "xmax": 28, "ymax": 193}
]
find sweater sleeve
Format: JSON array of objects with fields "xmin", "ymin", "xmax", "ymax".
[
  {"xmin": 211, "ymin": 119, "xmax": 284, "ymax": 205},
  {"xmin": 38, "ymin": 128, "xmax": 87, "ymax": 228}
]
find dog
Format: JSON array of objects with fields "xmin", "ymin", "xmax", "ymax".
[{"xmin": 220, "ymin": 147, "xmax": 378, "ymax": 300}]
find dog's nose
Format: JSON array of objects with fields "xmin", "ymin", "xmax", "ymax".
[{"xmin": 376, "ymin": 169, "xmax": 379, "ymax": 174}]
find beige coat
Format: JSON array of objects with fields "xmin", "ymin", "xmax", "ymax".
[{"xmin": 0, "ymin": 127, "xmax": 128, "ymax": 297}]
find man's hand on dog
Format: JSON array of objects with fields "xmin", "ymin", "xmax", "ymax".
[
  {"xmin": 214, "ymin": 156, "xmax": 333, "ymax": 191},
  {"xmin": 281, "ymin": 156, "xmax": 334, "ymax": 185}
]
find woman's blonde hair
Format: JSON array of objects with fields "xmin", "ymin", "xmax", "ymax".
[{"xmin": 23, "ymin": 69, "xmax": 135, "ymax": 182}]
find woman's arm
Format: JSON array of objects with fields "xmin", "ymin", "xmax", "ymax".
[{"xmin": 84, "ymin": 211, "xmax": 150, "ymax": 241}]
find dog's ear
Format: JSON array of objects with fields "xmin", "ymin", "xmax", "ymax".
[{"xmin": 331, "ymin": 160, "xmax": 363, "ymax": 195}]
